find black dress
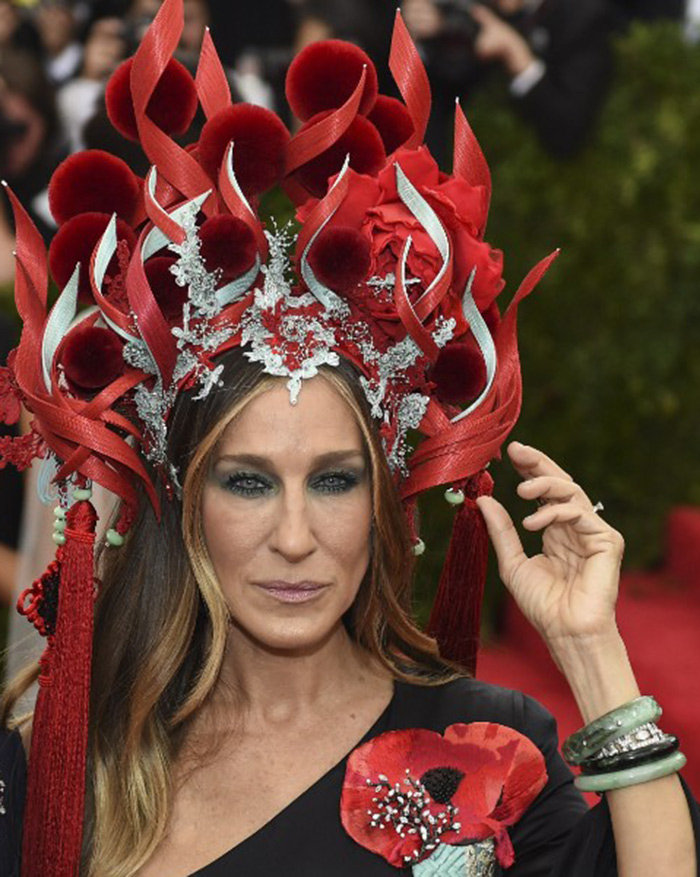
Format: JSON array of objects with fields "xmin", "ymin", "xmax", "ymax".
[{"xmin": 1, "ymin": 677, "xmax": 698, "ymax": 876}]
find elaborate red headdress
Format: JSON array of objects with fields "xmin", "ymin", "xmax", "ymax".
[{"xmin": 0, "ymin": 2, "xmax": 556, "ymax": 873}]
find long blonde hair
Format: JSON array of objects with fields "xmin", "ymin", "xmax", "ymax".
[{"xmin": 1, "ymin": 350, "xmax": 458, "ymax": 876}]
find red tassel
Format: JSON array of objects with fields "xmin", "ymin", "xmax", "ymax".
[
  {"xmin": 427, "ymin": 471, "xmax": 493, "ymax": 675},
  {"xmin": 22, "ymin": 499, "xmax": 98, "ymax": 877}
]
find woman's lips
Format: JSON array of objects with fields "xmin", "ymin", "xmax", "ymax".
[{"xmin": 254, "ymin": 581, "xmax": 329, "ymax": 603}]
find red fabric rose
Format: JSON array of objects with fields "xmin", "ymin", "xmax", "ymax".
[
  {"xmin": 297, "ymin": 146, "xmax": 504, "ymax": 349},
  {"xmin": 341, "ymin": 722, "xmax": 547, "ymax": 869}
]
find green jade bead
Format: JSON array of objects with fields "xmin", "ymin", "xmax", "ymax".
[
  {"xmin": 575, "ymin": 750, "xmax": 687, "ymax": 793},
  {"xmin": 563, "ymin": 696, "xmax": 662, "ymax": 766},
  {"xmin": 73, "ymin": 488, "xmax": 92, "ymax": 501},
  {"xmin": 444, "ymin": 487, "xmax": 465, "ymax": 506},
  {"xmin": 53, "ymin": 519, "xmax": 66, "ymax": 534},
  {"xmin": 53, "ymin": 506, "xmax": 66, "ymax": 519},
  {"xmin": 52, "ymin": 532, "xmax": 66, "ymax": 546},
  {"xmin": 106, "ymin": 528, "xmax": 124, "ymax": 547},
  {"xmin": 412, "ymin": 538, "xmax": 426, "ymax": 556}
]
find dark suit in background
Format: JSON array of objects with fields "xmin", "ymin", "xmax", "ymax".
[
  {"xmin": 422, "ymin": 0, "xmax": 619, "ymax": 161},
  {"xmin": 610, "ymin": 0, "xmax": 685, "ymax": 20}
]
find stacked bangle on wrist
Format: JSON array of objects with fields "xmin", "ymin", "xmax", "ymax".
[
  {"xmin": 581, "ymin": 734, "xmax": 680, "ymax": 774},
  {"xmin": 562, "ymin": 696, "xmax": 662, "ymax": 765},
  {"xmin": 562, "ymin": 697, "xmax": 686, "ymax": 793}
]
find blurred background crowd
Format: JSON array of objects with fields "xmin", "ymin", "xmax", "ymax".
[
  {"xmin": 0, "ymin": 0, "xmax": 693, "ymax": 252},
  {"xmin": 1, "ymin": 0, "xmax": 699, "ymax": 764}
]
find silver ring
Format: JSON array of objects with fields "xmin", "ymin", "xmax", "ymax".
[{"xmin": 592, "ymin": 501, "xmax": 605, "ymax": 514}]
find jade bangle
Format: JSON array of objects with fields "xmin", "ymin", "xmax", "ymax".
[
  {"xmin": 574, "ymin": 750, "xmax": 686, "ymax": 793},
  {"xmin": 562, "ymin": 696, "xmax": 662, "ymax": 766},
  {"xmin": 581, "ymin": 736, "xmax": 680, "ymax": 774}
]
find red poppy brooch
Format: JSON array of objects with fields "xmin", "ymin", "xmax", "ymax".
[{"xmin": 341, "ymin": 723, "xmax": 548, "ymax": 875}]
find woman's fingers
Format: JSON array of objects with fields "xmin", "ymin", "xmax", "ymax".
[
  {"xmin": 522, "ymin": 499, "xmax": 618, "ymax": 542},
  {"xmin": 522, "ymin": 501, "xmax": 589, "ymax": 530},
  {"xmin": 476, "ymin": 495, "xmax": 527, "ymax": 583},
  {"xmin": 507, "ymin": 441, "xmax": 574, "ymax": 483},
  {"xmin": 517, "ymin": 475, "xmax": 593, "ymax": 509}
]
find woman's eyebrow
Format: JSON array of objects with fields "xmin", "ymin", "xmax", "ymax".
[{"xmin": 214, "ymin": 450, "xmax": 366, "ymax": 468}]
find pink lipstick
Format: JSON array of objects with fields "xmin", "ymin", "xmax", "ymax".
[{"xmin": 255, "ymin": 581, "xmax": 328, "ymax": 603}]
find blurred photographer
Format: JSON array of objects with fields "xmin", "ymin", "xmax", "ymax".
[
  {"xmin": 56, "ymin": 16, "xmax": 129, "ymax": 152},
  {"xmin": 402, "ymin": 0, "xmax": 618, "ymax": 160},
  {"xmin": 0, "ymin": 47, "xmax": 62, "ymax": 239}
]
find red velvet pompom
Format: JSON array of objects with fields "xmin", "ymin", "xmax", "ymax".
[
  {"xmin": 62, "ymin": 325, "xmax": 125, "ymax": 391},
  {"xmin": 286, "ymin": 40, "xmax": 378, "ymax": 120},
  {"xmin": 49, "ymin": 212, "xmax": 136, "ymax": 302},
  {"xmin": 367, "ymin": 96, "xmax": 414, "ymax": 155},
  {"xmin": 296, "ymin": 113, "xmax": 386, "ymax": 197},
  {"xmin": 198, "ymin": 104, "xmax": 290, "ymax": 195},
  {"xmin": 430, "ymin": 338, "xmax": 487, "ymax": 405},
  {"xmin": 308, "ymin": 226, "xmax": 371, "ymax": 292},
  {"xmin": 144, "ymin": 257, "xmax": 188, "ymax": 322},
  {"xmin": 48, "ymin": 151, "xmax": 140, "ymax": 225},
  {"xmin": 199, "ymin": 215, "xmax": 257, "ymax": 283},
  {"xmin": 105, "ymin": 57, "xmax": 198, "ymax": 141}
]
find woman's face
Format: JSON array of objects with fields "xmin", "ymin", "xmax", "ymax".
[{"xmin": 201, "ymin": 377, "xmax": 373, "ymax": 653}]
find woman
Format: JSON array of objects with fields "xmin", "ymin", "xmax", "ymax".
[
  {"xmin": 0, "ymin": 0, "xmax": 698, "ymax": 874},
  {"xmin": 2, "ymin": 351, "xmax": 698, "ymax": 875}
]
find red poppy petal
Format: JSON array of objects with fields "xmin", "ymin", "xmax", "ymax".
[
  {"xmin": 443, "ymin": 724, "xmax": 547, "ymax": 825},
  {"xmin": 342, "ymin": 728, "xmax": 444, "ymax": 867}
]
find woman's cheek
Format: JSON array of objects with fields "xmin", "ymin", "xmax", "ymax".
[
  {"xmin": 202, "ymin": 491, "xmax": 269, "ymax": 575},
  {"xmin": 314, "ymin": 495, "xmax": 372, "ymax": 566}
]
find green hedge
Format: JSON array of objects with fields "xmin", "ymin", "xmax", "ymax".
[{"xmin": 413, "ymin": 22, "xmax": 700, "ymax": 626}]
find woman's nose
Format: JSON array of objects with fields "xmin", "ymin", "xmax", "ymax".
[{"xmin": 268, "ymin": 489, "xmax": 317, "ymax": 562}]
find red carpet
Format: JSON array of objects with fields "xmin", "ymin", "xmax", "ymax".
[{"xmin": 477, "ymin": 506, "xmax": 700, "ymax": 800}]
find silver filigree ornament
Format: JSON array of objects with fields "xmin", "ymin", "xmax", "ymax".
[
  {"xmin": 120, "ymin": 199, "xmax": 246, "ymax": 491},
  {"xmin": 385, "ymin": 393, "xmax": 431, "ymax": 475},
  {"xmin": 358, "ymin": 310, "xmax": 454, "ymax": 475},
  {"xmin": 240, "ymin": 225, "xmax": 340, "ymax": 404}
]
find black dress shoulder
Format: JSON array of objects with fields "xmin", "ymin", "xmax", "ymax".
[{"xmin": 2, "ymin": 678, "xmax": 698, "ymax": 876}]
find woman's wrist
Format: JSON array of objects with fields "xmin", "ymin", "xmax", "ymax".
[{"xmin": 548, "ymin": 628, "xmax": 641, "ymax": 725}]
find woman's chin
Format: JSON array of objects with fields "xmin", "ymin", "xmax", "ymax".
[{"xmin": 229, "ymin": 613, "xmax": 346, "ymax": 656}]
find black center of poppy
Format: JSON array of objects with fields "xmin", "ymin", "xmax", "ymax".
[{"xmin": 420, "ymin": 766, "xmax": 465, "ymax": 804}]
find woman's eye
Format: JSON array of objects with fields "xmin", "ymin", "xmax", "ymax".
[
  {"xmin": 222, "ymin": 473, "xmax": 272, "ymax": 497},
  {"xmin": 311, "ymin": 471, "xmax": 360, "ymax": 494}
]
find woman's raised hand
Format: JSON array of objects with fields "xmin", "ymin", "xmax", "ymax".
[{"xmin": 477, "ymin": 442, "xmax": 625, "ymax": 650}]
